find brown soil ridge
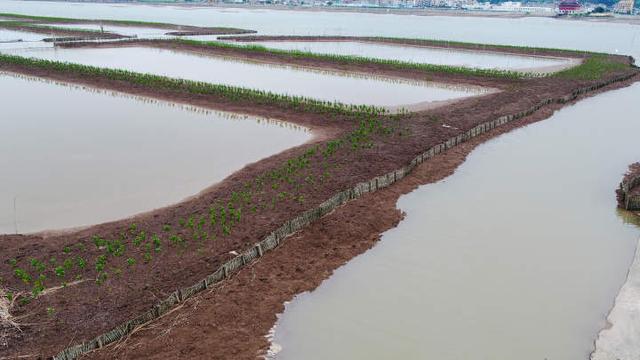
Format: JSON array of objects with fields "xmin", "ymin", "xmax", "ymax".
[
  {"xmin": 618, "ymin": 163, "xmax": 640, "ymax": 210},
  {"xmin": 0, "ymin": 46, "xmax": 637, "ymax": 359},
  {"xmin": 81, "ymin": 74, "xmax": 640, "ymax": 360}
]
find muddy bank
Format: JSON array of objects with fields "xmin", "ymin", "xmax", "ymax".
[
  {"xmin": 617, "ymin": 163, "xmax": 640, "ymax": 210},
  {"xmin": 592, "ymin": 211, "xmax": 640, "ymax": 360},
  {"xmin": 79, "ymin": 79, "xmax": 638, "ymax": 360},
  {"xmin": 0, "ymin": 47, "xmax": 637, "ymax": 358}
]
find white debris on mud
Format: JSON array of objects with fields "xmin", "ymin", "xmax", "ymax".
[
  {"xmin": 591, "ymin": 237, "xmax": 640, "ymax": 360},
  {"xmin": 0, "ymin": 288, "xmax": 17, "ymax": 348}
]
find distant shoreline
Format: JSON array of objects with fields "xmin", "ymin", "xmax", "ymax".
[{"xmin": 17, "ymin": 0, "xmax": 640, "ymax": 24}]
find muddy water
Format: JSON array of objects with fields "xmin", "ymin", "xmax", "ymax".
[
  {"xmin": 1, "ymin": 1, "xmax": 638, "ymax": 59},
  {"xmin": 0, "ymin": 28, "xmax": 43, "ymax": 42},
  {"xmin": 0, "ymin": 72, "xmax": 310, "ymax": 234},
  {"xmin": 233, "ymin": 40, "xmax": 574, "ymax": 73},
  {"xmin": 0, "ymin": 29, "xmax": 51, "ymax": 52},
  {"xmin": 41, "ymin": 23, "xmax": 168, "ymax": 37},
  {"xmin": 10, "ymin": 46, "xmax": 484, "ymax": 108},
  {"xmin": 272, "ymin": 83, "xmax": 640, "ymax": 360}
]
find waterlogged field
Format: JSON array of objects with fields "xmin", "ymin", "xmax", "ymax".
[
  {"xmin": 40, "ymin": 23, "xmax": 168, "ymax": 37},
  {"xmin": 10, "ymin": 46, "xmax": 485, "ymax": 108},
  {"xmin": 0, "ymin": 28, "xmax": 43, "ymax": 42},
  {"xmin": 231, "ymin": 40, "xmax": 576, "ymax": 73},
  {"xmin": 0, "ymin": 72, "xmax": 310, "ymax": 234},
  {"xmin": 272, "ymin": 83, "xmax": 640, "ymax": 360},
  {"xmin": 0, "ymin": 28, "xmax": 51, "ymax": 51}
]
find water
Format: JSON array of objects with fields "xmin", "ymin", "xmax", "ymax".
[
  {"xmin": 272, "ymin": 83, "xmax": 640, "ymax": 360},
  {"xmin": 0, "ymin": 28, "xmax": 44, "ymax": 42},
  {"xmin": 8, "ymin": 46, "xmax": 483, "ymax": 108},
  {"xmin": 233, "ymin": 40, "xmax": 574, "ymax": 72},
  {"xmin": 40, "ymin": 23, "xmax": 169, "ymax": 37},
  {"xmin": 0, "ymin": 1, "xmax": 638, "ymax": 59},
  {"xmin": 0, "ymin": 28, "xmax": 51, "ymax": 51},
  {"xmin": 0, "ymin": 72, "xmax": 310, "ymax": 234}
]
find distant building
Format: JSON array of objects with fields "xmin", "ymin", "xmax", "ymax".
[
  {"xmin": 558, "ymin": 0, "xmax": 582, "ymax": 14},
  {"xmin": 613, "ymin": 0, "xmax": 634, "ymax": 13}
]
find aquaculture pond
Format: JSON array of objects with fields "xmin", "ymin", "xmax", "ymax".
[
  {"xmin": 230, "ymin": 40, "xmax": 576, "ymax": 73},
  {"xmin": 0, "ymin": 28, "xmax": 50, "ymax": 51},
  {"xmin": 0, "ymin": 28, "xmax": 44, "ymax": 42},
  {"xmin": 40, "ymin": 23, "xmax": 169, "ymax": 37},
  {"xmin": 0, "ymin": 72, "xmax": 310, "ymax": 234},
  {"xmin": 11, "ymin": 46, "xmax": 485, "ymax": 109},
  {"xmin": 1, "ymin": 1, "xmax": 638, "ymax": 60},
  {"xmin": 271, "ymin": 83, "xmax": 640, "ymax": 360}
]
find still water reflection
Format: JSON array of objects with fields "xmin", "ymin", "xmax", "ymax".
[
  {"xmin": 10, "ymin": 46, "xmax": 483, "ymax": 108},
  {"xmin": 272, "ymin": 83, "xmax": 640, "ymax": 360},
  {"xmin": 0, "ymin": 72, "xmax": 310, "ymax": 234}
]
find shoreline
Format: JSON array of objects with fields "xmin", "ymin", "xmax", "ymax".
[
  {"xmin": 592, "ymin": 211, "xmax": 640, "ymax": 360},
  {"xmin": 16, "ymin": 0, "xmax": 640, "ymax": 25}
]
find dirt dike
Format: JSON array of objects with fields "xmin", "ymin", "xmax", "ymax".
[
  {"xmin": 617, "ymin": 163, "xmax": 640, "ymax": 210},
  {"xmin": 0, "ymin": 46, "xmax": 637, "ymax": 359},
  {"xmin": 81, "ymin": 76, "xmax": 638, "ymax": 360}
]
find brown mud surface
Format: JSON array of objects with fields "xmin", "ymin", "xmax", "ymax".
[
  {"xmin": 82, "ymin": 79, "xmax": 634, "ymax": 360},
  {"xmin": 0, "ymin": 42, "xmax": 637, "ymax": 359},
  {"xmin": 620, "ymin": 163, "xmax": 640, "ymax": 203}
]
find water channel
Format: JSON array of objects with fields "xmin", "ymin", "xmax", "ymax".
[{"xmin": 272, "ymin": 82, "xmax": 640, "ymax": 360}]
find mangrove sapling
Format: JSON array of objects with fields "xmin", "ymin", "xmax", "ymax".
[
  {"xmin": 30, "ymin": 259, "xmax": 46, "ymax": 273},
  {"xmin": 13, "ymin": 269, "xmax": 31, "ymax": 285},
  {"xmin": 209, "ymin": 207, "xmax": 218, "ymax": 227},
  {"xmin": 95, "ymin": 272, "xmax": 108, "ymax": 286},
  {"xmin": 126, "ymin": 258, "xmax": 136, "ymax": 267},
  {"xmin": 133, "ymin": 231, "xmax": 147, "ymax": 247},
  {"xmin": 92, "ymin": 235, "xmax": 107, "ymax": 249},
  {"xmin": 62, "ymin": 258, "xmax": 73, "ymax": 271},
  {"xmin": 95, "ymin": 255, "xmax": 107, "ymax": 272},
  {"xmin": 54, "ymin": 266, "xmax": 65, "ymax": 278},
  {"xmin": 162, "ymin": 224, "xmax": 172, "ymax": 232},
  {"xmin": 152, "ymin": 234, "xmax": 162, "ymax": 252},
  {"xmin": 76, "ymin": 257, "xmax": 86, "ymax": 270},
  {"xmin": 169, "ymin": 234, "xmax": 184, "ymax": 247}
]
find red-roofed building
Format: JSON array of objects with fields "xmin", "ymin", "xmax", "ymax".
[{"xmin": 558, "ymin": 0, "xmax": 582, "ymax": 14}]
